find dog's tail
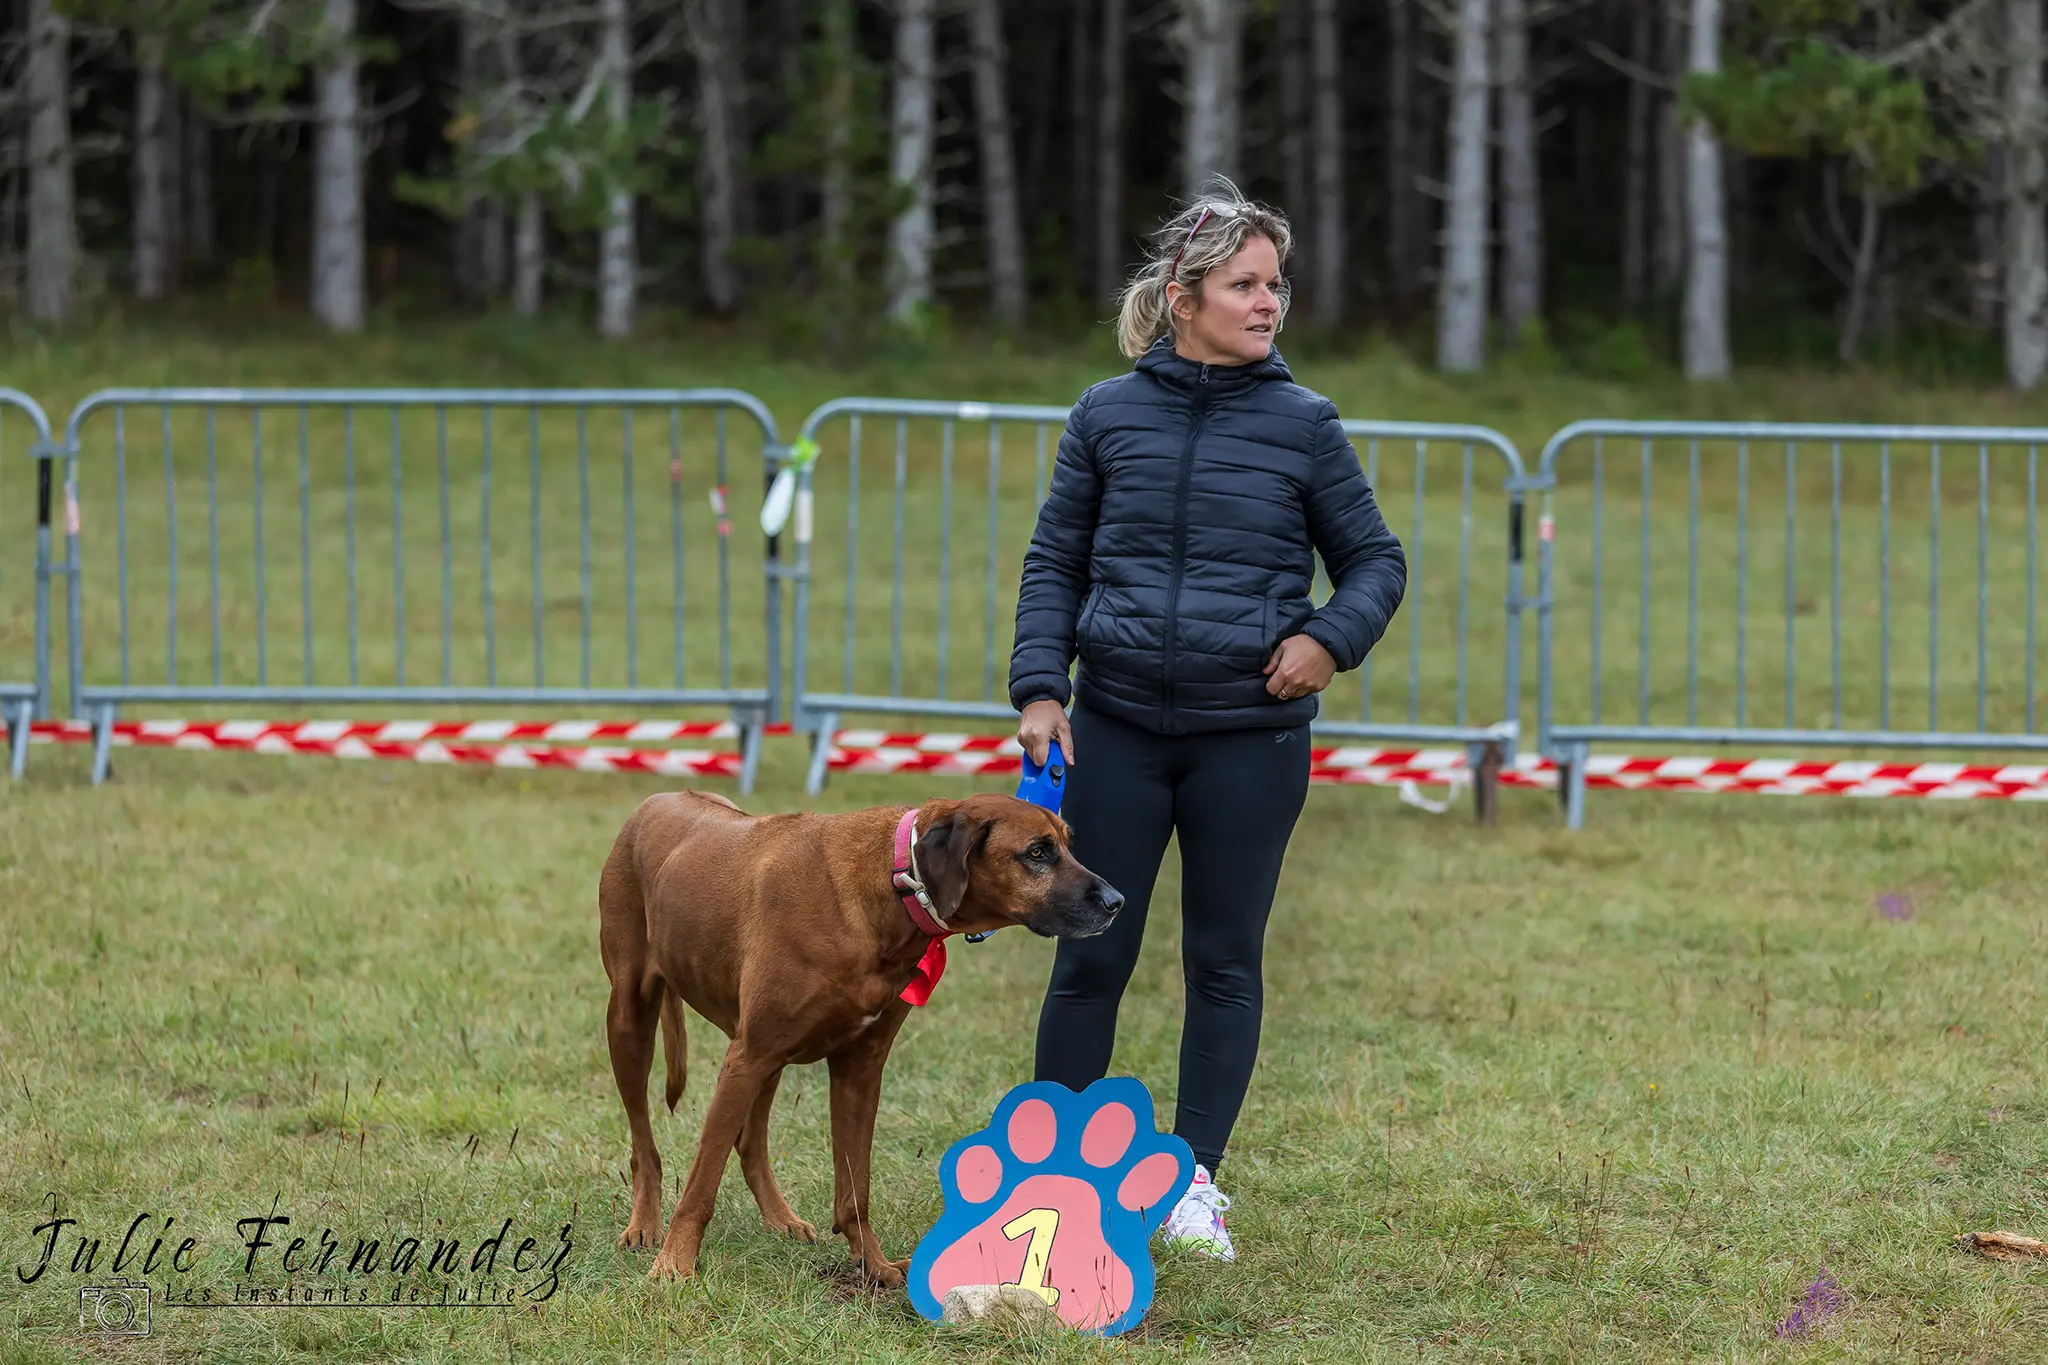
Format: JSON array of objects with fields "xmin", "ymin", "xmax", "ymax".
[{"xmin": 658, "ymin": 986, "xmax": 687, "ymax": 1114}]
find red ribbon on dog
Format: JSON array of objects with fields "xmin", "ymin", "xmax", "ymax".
[
  {"xmin": 892, "ymin": 809, "xmax": 952, "ymax": 1006},
  {"xmin": 901, "ymin": 939, "xmax": 946, "ymax": 1007}
]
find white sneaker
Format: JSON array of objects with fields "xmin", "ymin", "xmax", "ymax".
[{"xmin": 1159, "ymin": 1163, "xmax": 1235, "ymax": 1262}]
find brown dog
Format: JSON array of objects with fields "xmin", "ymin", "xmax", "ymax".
[{"xmin": 598, "ymin": 789, "xmax": 1124, "ymax": 1286}]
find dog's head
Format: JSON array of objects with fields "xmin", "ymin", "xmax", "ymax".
[{"xmin": 907, "ymin": 793, "xmax": 1122, "ymax": 939}]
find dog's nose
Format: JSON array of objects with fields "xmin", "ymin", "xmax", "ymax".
[{"xmin": 1093, "ymin": 881, "xmax": 1125, "ymax": 916}]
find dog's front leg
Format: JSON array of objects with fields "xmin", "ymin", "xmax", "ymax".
[
  {"xmin": 649, "ymin": 1041, "xmax": 773, "ymax": 1281},
  {"xmin": 826, "ymin": 1012, "xmax": 909, "ymax": 1288}
]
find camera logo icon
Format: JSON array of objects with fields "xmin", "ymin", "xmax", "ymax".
[{"xmin": 78, "ymin": 1277, "xmax": 151, "ymax": 1336}]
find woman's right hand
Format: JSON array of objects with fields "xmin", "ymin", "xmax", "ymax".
[{"xmin": 1017, "ymin": 699, "xmax": 1075, "ymax": 767}]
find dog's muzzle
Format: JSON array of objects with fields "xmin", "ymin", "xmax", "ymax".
[{"xmin": 1057, "ymin": 877, "xmax": 1124, "ymax": 938}]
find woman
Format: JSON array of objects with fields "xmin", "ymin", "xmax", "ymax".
[{"xmin": 1008, "ymin": 182, "xmax": 1407, "ymax": 1263}]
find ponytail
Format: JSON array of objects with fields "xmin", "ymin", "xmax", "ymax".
[{"xmin": 1115, "ymin": 269, "xmax": 1173, "ymax": 359}]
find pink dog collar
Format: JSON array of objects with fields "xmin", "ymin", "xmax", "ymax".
[{"xmin": 891, "ymin": 808, "xmax": 951, "ymax": 1006}]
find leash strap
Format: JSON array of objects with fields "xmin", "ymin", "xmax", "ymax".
[{"xmin": 891, "ymin": 808, "xmax": 950, "ymax": 1005}]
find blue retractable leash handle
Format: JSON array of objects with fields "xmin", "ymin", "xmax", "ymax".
[
  {"xmin": 1015, "ymin": 739, "xmax": 1068, "ymax": 814},
  {"xmin": 964, "ymin": 739, "xmax": 1067, "ymax": 944}
]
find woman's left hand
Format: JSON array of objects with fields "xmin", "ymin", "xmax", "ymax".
[{"xmin": 1264, "ymin": 635, "xmax": 1337, "ymax": 701}]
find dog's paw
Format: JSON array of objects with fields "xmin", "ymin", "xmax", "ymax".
[
  {"xmin": 858, "ymin": 1254, "xmax": 908, "ymax": 1291},
  {"xmin": 618, "ymin": 1220, "xmax": 663, "ymax": 1251},
  {"xmin": 646, "ymin": 1248, "xmax": 696, "ymax": 1282},
  {"xmin": 763, "ymin": 1212, "xmax": 819, "ymax": 1244},
  {"xmin": 906, "ymin": 1078, "xmax": 1193, "ymax": 1335}
]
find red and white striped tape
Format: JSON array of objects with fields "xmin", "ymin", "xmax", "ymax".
[
  {"xmin": 820, "ymin": 737, "xmax": 2048, "ymax": 800},
  {"xmin": 31, "ymin": 721, "xmax": 741, "ymax": 777},
  {"xmin": 1553, "ymin": 753, "xmax": 2048, "ymax": 801},
  {"xmin": 26, "ymin": 719, "xmax": 2048, "ymax": 801},
  {"xmin": 36, "ymin": 717, "xmax": 752, "ymax": 745}
]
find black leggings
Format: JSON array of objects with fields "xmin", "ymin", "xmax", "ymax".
[{"xmin": 1032, "ymin": 700, "xmax": 1311, "ymax": 1173}]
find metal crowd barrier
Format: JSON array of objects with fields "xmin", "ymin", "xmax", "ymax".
[
  {"xmin": 53, "ymin": 388, "xmax": 790, "ymax": 791},
  {"xmin": 2, "ymin": 389, "xmax": 58, "ymax": 777},
  {"xmin": 26, "ymin": 387, "xmax": 2041, "ymax": 830},
  {"xmin": 785, "ymin": 396, "xmax": 1532, "ymax": 816},
  {"xmin": 1536, "ymin": 421, "xmax": 2048, "ymax": 827}
]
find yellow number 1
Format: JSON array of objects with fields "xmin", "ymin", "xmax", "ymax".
[{"xmin": 1000, "ymin": 1207, "xmax": 1061, "ymax": 1307}]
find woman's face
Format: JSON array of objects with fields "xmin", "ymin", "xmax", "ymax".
[{"xmin": 1170, "ymin": 233, "xmax": 1283, "ymax": 366}]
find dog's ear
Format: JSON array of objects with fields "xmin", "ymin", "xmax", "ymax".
[{"xmin": 915, "ymin": 813, "xmax": 996, "ymax": 923}]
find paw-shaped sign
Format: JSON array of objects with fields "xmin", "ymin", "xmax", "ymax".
[{"xmin": 907, "ymin": 1077, "xmax": 1194, "ymax": 1336}]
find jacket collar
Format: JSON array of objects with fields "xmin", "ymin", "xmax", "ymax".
[{"xmin": 1133, "ymin": 334, "xmax": 1293, "ymax": 397}]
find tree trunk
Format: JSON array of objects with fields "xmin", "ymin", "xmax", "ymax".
[
  {"xmin": 820, "ymin": 0, "xmax": 855, "ymax": 333},
  {"xmin": 162, "ymin": 77, "xmax": 183, "ymax": 276},
  {"xmin": 311, "ymin": 0, "xmax": 365, "ymax": 332},
  {"xmin": 968, "ymin": 0, "xmax": 1026, "ymax": 327},
  {"xmin": 777, "ymin": 0, "xmax": 804, "ymax": 238},
  {"xmin": 1435, "ymin": 0, "xmax": 1491, "ymax": 373},
  {"xmin": 1093, "ymin": 0, "xmax": 1127, "ymax": 303},
  {"xmin": 1177, "ymin": 0, "xmax": 1242, "ymax": 196},
  {"xmin": 726, "ymin": 4, "xmax": 752, "ymax": 249},
  {"xmin": 1308, "ymin": 0, "xmax": 1342, "ymax": 330},
  {"xmin": 1654, "ymin": 4, "xmax": 1686, "ymax": 295},
  {"xmin": 1838, "ymin": 176, "xmax": 1881, "ymax": 363},
  {"xmin": 25, "ymin": 0, "xmax": 76, "ymax": 324},
  {"xmin": 1496, "ymin": 0, "xmax": 1540, "ymax": 339},
  {"xmin": 1975, "ymin": 144, "xmax": 2005, "ymax": 330},
  {"xmin": 1726, "ymin": 144, "xmax": 1750, "ymax": 304},
  {"xmin": 1019, "ymin": 4, "xmax": 1054, "ymax": 247},
  {"xmin": 1280, "ymin": 0, "xmax": 1307, "ymax": 218},
  {"xmin": 499, "ymin": 25, "xmax": 531, "ymax": 311},
  {"xmin": 1621, "ymin": 2, "xmax": 1651, "ymax": 308},
  {"xmin": 688, "ymin": 0, "xmax": 741, "ymax": 314},
  {"xmin": 597, "ymin": 0, "xmax": 636, "ymax": 338},
  {"xmin": 886, "ymin": 0, "xmax": 936, "ymax": 325},
  {"xmin": 477, "ymin": 200, "xmax": 507, "ymax": 299},
  {"xmin": 457, "ymin": 13, "xmax": 510, "ymax": 303},
  {"xmin": 258, "ymin": 150, "xmax": 280, "ymax": 281},
  {"xmin": 513, "ymin": 191, "xmax": 544, "ymax": 317},
  {"xmin": 2007, "ymin": 0, "xmax": 2047, "ymax": 390},
  {"xmin": 1070, "ymin": 0, "xmax": 1096, "ymax": 293},
  {"xmin": 454, "ymin": 14, "xmax": 488, "ymax": 303},
  {"xmin": 183, "ymin": 93, "xmax": 212, "ymax": 273},
  {"xmin": 1682, "ymin": 0, "xmax": 1730, "ymax": 379},
  {"xmin": 1385, "ymin": 0, "xmax": 1417, "ymax": 312},
  {"xmin": 1572, "ymin": 83, "xmax": 1597, "ymax": 227},
  {"xmin": 132, "ymin": 40, "xmax": 173, "ymax": 300},
  {"xmin": 1415, "ymin": 49, "xmax": 1443, "ymax": 300}
]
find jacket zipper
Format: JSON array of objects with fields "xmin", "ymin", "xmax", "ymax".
[{"xmin": 1159, "ymin": 363, "xmax": 1210, "ymax": 731}]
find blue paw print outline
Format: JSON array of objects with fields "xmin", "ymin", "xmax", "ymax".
[{"xmin": 908, "ymin": 1076, "xmax": 1195, "ymax": 1337}]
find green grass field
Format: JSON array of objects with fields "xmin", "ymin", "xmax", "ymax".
[{"xmin": 3, "ymin": 312, "xmax": 2047, "ymax": 1362}]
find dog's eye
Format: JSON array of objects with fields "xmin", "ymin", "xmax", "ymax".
[{"xmin": 1023, "ymin": 839, "xmax": 1055, "ymax": 864}]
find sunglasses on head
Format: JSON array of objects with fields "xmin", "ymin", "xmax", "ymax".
[{"xmin": 1168, "ymin": 203, "xmax": 1245, "ymax": 280}]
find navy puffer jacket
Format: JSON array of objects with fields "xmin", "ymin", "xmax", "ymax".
[{"xmin": 1009, "ymin": 338, "xmax": 1408, "ymax": 735}]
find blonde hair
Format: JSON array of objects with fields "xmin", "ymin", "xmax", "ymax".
[{"xmin": 1115, "ymin": 177, "xmax": 1295, "ymax": 359}]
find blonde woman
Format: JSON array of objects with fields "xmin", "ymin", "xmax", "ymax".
[{"xmin": 1008, "ymin": 181, "xmax": 1407, "ymax": 1262}]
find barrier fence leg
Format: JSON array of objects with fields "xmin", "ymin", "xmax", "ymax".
[
  {"xmin": 1562, "ymin": 743, "xmax": 1590, "ymax": 831},
  {"xmin": 1467, "ymin": 739, "xmax": 1502, "ymax": 827},
  {"xmin": 90, "ymin": 704, "xmax": 116, "ymax": 786},
  {"xmin": 804, "ymin": 712, "xmax": 838, "ymax": 797},
  {"xmin": 737, "ymin": 718, "xmax": 764, "ymax": 797},
  {"xmin": 7, "ymin": 701, "xmax": 27, "ymax": 779}
]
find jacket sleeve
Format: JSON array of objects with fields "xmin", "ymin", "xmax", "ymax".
[
  {"xmin": 1008, "ymin": 389, "xmax": 1103, "ymax": 711},
  {"xmin": 1299, "ymin": 405, "xmax": 1407, "ymax": 672}
]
